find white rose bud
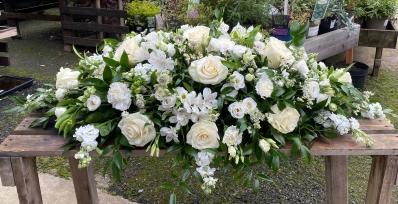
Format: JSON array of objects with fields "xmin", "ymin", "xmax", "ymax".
[
  {"xmin": 259, "ymin": 139, "xmax": 271, "ymax": 153},
  {"xmin": 245, "ymin": 74, "xmax": 254, "ymax": 82},
  {"xmin": 55, "ymin": 107, "xmax": 67, "ymax": 118},
  {"xmin": 56, "ymin": 67, "xmax": 80, "ymax": 89},
  {"xmin": 265, "ymin": 138, "xmax": 279, "ymax": 149},
  {"xmin": 228, "ymin": 146, "xmax": 236, "ymax": 158},
  {"xmin": 157, "ymin": 41, "xmax": 168, "ymax": 52},
  {"xmin": 243, "ymin": 51, "xmax": 255, "ymax": 61},
  {"xmin": 328, "ymin": 103, "xmax": 338, "ymax": 112}
]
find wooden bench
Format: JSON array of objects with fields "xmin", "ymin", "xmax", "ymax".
[{"xmin": 0, "ymin": 115, "xmax": 398, "ymax": 204}]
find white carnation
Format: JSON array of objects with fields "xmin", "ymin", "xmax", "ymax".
[
  {"xmin": 222, "ymin": 126, "xmax": 243, "ymax": 146},
  {"xmin": 255, "ymin": 75, "xmax": 274, "ymax": 99},
  {"xmin": 107, "ymin": 82, "xmax": 132, "ymax": 111}
]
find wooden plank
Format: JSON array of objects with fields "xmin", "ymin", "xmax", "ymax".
[
  {"xmin": 94, "ymin": 0, "xmax": 103, "ymax": 43},
  {"xmin": 303, "ymin": 27, "xmax": 360, "ymax": 61},
  {"xmin": 13, "ymin": 117, "xmax": 57, "ymax": 135},
  {"xmin": 372, "ymin": 47, "xmax": 383, "ymax": 77},
  {"xmin": 325, "ymin": 156, "xmax": 348, "ymax": 204},
  {"xmin": 3, "ymin": 12, "xmax": 60, "ymax": 21},
  {"xmin": 358, "ymin": 22, "xmax": 398, "ymax": 49},
  {"xmin": 59, "ymin": 6, "xmax": 127, "ymax": 18},
  {"xmin": 1, "ymin": 133, "xmax": 398, "ymax": 157},
  {"xmin": 0, "ymin": 42, "xmax": 8, "ymax": 53},
  {"xmin": 11, "ymin": 157, "xmax": 43, "ymax": 204},
  {"xmin": 0, "ymin": 56, "xmax": 10, "ymax": 66},
  {"xmin": 61, "ymin": 21, "xmax": 129, "ymax": 34},
  {"xmin": 3, "ymin": 0, "xmax": 21, "ymax": 36},
  {"xmin": 58, "ymin": 0, "xmax": 73, "ymax": 52},
  {"xmin": 366, "ymin": 155, "xmax": 398, "ymax": 203},
  {"xmin": 0, "ymin": 26, "xmax": 18, "ymax": 39},
  {"xmin": 68, "ymin": 157, "xmax": 99, "ymax": 204},
  {"xmin": 0, "ymin": 157, "xmax": 15, "ymax": 186},
  {"xmin": 63, "ymin": 36, "xmax": 103, "ymax": 47},
  {"xmin": 14, "ymin": 2, "xmax": 59, "ymax": 13}
]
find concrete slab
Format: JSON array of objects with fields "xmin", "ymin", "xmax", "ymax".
[{"xmin": 0, "ymin": 173, "xmax": 138, "ymax": 204}]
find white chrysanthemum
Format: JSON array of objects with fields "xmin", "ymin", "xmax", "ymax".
[
  {"xmin": 222, "ymin": 126, "xmax": 243, "ymax": 146},
  {"xmin": 73, "ymin": 124, "xmax": 99, "ymax": 142},
  {"xmin": 196, "ymin": 152, "xmax": 215, "ymax": 167},
  {"xmin": 148, "ymin": 49, "xmax": 174, "ymax": 71},
  {"xmin": 55, "ymin": 88, "xmax": 67, "ymax": 101},
  {"xmin": 207, "ymin": 36, "xmax": 235, "ymax": 55},
  {"xmin": 228, "ymin": 102, "xmax": 245, "ymax": 119},
  {"xmin": 255, "ymin": 75, "xmax": 274, "ymax": 99},
  {"xmin": 242, "ymin": 97, "xmax": 257, "ymax": 112},
  {"xmin": 303, "ymin": 81, "xmax": 320, "ymax": 101},
  {"xmin": 87, "ymin": 95, "xmax": 101, "ymax": 111},
  {"xmin": 230, "ymin": 71, "xmax": 245, "ymax": 90},
  {"xmin": 107, "ymin": 82, "xmax": 131, "ymax": 111},
  {"xmin": 55, "ymin": 107, "xmax": 67, "ymax": 118},
  {"xmin": 160, "ymin": 126, "xmax": 179, "ymax": 143}
]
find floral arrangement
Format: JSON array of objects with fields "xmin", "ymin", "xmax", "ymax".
[{"xmin": 7, "ymin": 13, "xmax": 391, "ymax": 202}]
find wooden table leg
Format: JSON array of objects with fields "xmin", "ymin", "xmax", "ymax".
[
  {"xmin": 68, "ymin": 157, "xmax": 99, "ymax": 204},
  {"xmin": 372, "ymin": 47, "xmax": 383, "ymax": 78},
  {"xmin": 0, "ymin": 157, "xmax": 15, "ymax": 186},
  {"xmin": 325, "ymin": 155, "xmax": 348, "ymax": 204},
  {"xmin": 2, "ymin": 0, "xmax": 21, "ymax": 36},
  {"xmin": 11, "ymin": 157, "xmax": 43, "ymax": 204},
  {"xmin": 366, "ymin": 155, "xmax": 398, "ymax": 204}
]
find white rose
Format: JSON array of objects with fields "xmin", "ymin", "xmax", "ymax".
[
  {"xmin": 56, "ymin": 67, "xmax": 80, "ymax": 89},
  {"xmin": 295, "ymin": 60, "xmax": 309, "ymax": 76},
  {"xmin": 242, "ymin": 97, "xmax": 257, "ymax": 112},
  {"xmin": 255, "ymin": 75, "xmax": 274, "ymax": 99},
  {"xmin": 55, "ymin": 88, "xmax": 67, "ymax": 101},
  {"xmin": 55, "ymin": 107, "xmax": 67, "ymax": 118},
  {"xmin": 222, "ymin": 126, "xmax": 243, "ymax": 146},
  {"xmin": 188, "ymin": 55, "xmax": 228, "ymax": 85},
  {"xmin": 187, "ymin": 120, "xmax": 220, "ymax": 150},
  {"xmin": 228, "ymin": 102, "xmax": 245, "ymax": 119},
  {"xmin": 118, "ymin": 112, "xmax": 156, "ymax": 147},
  {"xmin": 107, "ymin": 82, "xmax": 132, "ymax": 111},
  {"xmin": 207, "ymin": 36, "xmax": 235, "ymax": 55},
  {"xmin": 183, "ymin": 26, "xmax": 210, "ymax": 48},
  {"xmin": 339, "ymin": 72, "xmax": 352, "ymax": 84},
  {"xmin": 113, "ymin": 35, "xmax": 149, "ymax": 66},
  {"xmin": 267, "ymin": 105, "xmax": 300, "ymax": 134},
  {"xmin": 262, "ymin": 37, "xmax": 294, "ymax": 68},
  {"xmin": 231, "ymin": 45, "xmax": 248, "ymax": 58},
  {"xmin": 230, "ymin": 71, "xmax": 245, "ymax": 90},
  {"xmin": 87, "ymin": 95, "xmax": 101, "ymax": 111}
]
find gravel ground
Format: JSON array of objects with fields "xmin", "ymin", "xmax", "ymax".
[{"xmin": 1, "ymin": 13, "xmax": 398, "ymax": 203}]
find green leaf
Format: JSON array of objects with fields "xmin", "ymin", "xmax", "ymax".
[
  {"xmin": 169, "ymin": 193, "xmax": 176, "ymax": 204},
  {"xmin": 243, "ymin": 171, "xmax": 253, "ymax": 187},
  {"xmin": 103, "ymin": 66, "xmax": 113, "ymax": 83},
  {"xmin": 72, "ymin": 45, "xmax": 83, "ymax": 59},
  {"xmin": 159, "ymin": 182, "xmax": 174, "ymax": 190},
  {"xmin": 103, "ymin": 158, "xmax": 112, "ymax": 177},
  {"xmin": 278, "ymin": 150, "xmax": 290, "ymax": 166},
  {"xmin": 183, "ymin": 82, "xmax": 193, "ymax": 93},
  {"xmin": 182, "ymin": 169, "xmax": 191, "ymax": 181},
  {"xmin": 270, "ymin": 127, "xmax": 285, "ymax": 146},
  {"xmin": 178, "ymin": 181, "xmax": 193, "ymax": 195},
  {"xmin": 85, "ymin": 112, "xmax": 105, "ymax": 123},
  {"xmin": 299, "ymin": 21, "xmax": 310, "ymax": 35},
  {"xmin": 217, "ymin": 97, "xmax": 224, "ymax": 110},
  {"xmin": 112, "ymin": 72, "xmax": 123, "ymax": 82},
  {"xmin": 282, "ymin": 90, "xmax": 297, "ymax": 100},
  {"xmin": 221, "ymin": 86, "xmax": 235, "ymax": 96},
  {"xmin": 301, "ymin": 145, "xmax": 312, "ymax": 164},
  {"xmin": 58, "ymin": 99, "xmax": 79, "ymax": 106},
  {"xmin": 290, "ymin": 21, "xmax": 300, "ymax": 37},
  {"xmin": 254, "ymin": 179, "xmax": 260, "ymax": 196},
  {"xmin": 221, "ymin": 60, "xmax": 237, "ymax": 69},
  {"xmin": 224, "ymin": 96, "xmax": 237, "ymax": 102},
  {"xmin": 258, "ymin": 99, "xmax": 274, "ymax": 113},
  {"xmin": 292, "ymin": 34, "xmax": 306, "ymax": 47},
  {"xmin": 29, "ymin": 117, "xmax": 49, "ymax": 127},
  {"xmin": 312, "ymin": 99, "xmax": 328, "ymax": 111},
  {"xmin": 203, "ymin": 148, "xmax": 218, "ymax": 155},
  {"xmin": 82, "ymin": 78, "xmax": 109, "ymax": 92},
  {"xmin": 271, "ymin": 156, "xmax": 280, "ymax": 174},
  {"xmin": 112, "ymin": 151, "xmax": 123, "ymax": 170},
  {"xmin": 257, "ymin": 173, "xmax": 273, "ymax": 182},
  {"xmin": 277, "ymin": 100, "xmax": 286, "ymax": 111},
  {"xmin": 271, "ymin": 88, "xmax": 285, "ymax": 98},
  {"xmin": 120, "ymin": 51, "xmax": 129, "ymax": 68},
  {"xmin": 166, "ymin": 144, "xmax": 183, "ymax": 154},
  {"xmin": 112, "ymin": 163, "xmax": 121, "ymax": 181},
  {"xmin": 184, "ymin": 145, "xmax": 197, "ymax": 158},
  {"xmin": 242, "ymin": 143, "xmax": 254, "ymax": 156},
  {"xmin": 150, "ymin": 71, "xmax": 157, "ymax": 86},
  {"xmin": 103, "ymin": 56, "xmax": 120, "ymax": 67},
  {"xmin": 152, "ymin": 118, "xmax": 162, "ymax": 127}
]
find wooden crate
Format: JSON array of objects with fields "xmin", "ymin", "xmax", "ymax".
[
  {"xmin": 0, "ymin": 26, "xmax": 17, "ymax": 67},
  {"xmin": 303, "ymin": 25, "xmax": 361, "ymax": 61}
]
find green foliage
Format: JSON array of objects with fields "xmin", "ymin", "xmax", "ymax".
[
  {"xmin": 126, "ymin": 0, "xmax": 161, "ymax": 26},
  {"xmin": 354, "ymin": 0, "xmax": 398, "ymax": 19}
]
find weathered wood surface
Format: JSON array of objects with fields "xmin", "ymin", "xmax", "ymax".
[
  {"xmin": 59, "ymin": 5, "xmax": 127, "ymax": 18},
  {"xmin": 68, "ymin": 157, "xmax": 99, "ymax": 204},
  {"xmin": 0, "ymin": 42, "xmax": 9, "ymax": 53},
  {"xmin": 61, "ymin": 21, "xmax": 129, "ymax": 34},
  {"xmin": 58, "ymin": 0, "xmax": 73, "ymax": 52},
  {"xmin": 0, "ymin": 157, "xmax": 15, "ymax": 186},
  {"xmin": 0, "ymin": 26, "xmax": 18, "ymax": 39},
  {"xmin": 358, "ymin": 21, "xmax": 398, "ymax": 49},
  {"xmin": 3, "ymin": 12, "xmax": 60, "ymax": 21},
  {"xmin": 63, "ymin": 36, "xmax": 103, "ymax": 47},
  {"xmin": 303, "ymin": 26, "xmax": 360, "ymax": 61},
  {"xmin": 325, "ymin": 156, "xmax": 348, "ymax": 204}
]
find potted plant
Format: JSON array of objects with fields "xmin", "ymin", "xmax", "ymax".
[
  {"xmin": 126, "ymin": 0, "xmax": 161, "ymax": 32},
  {"xmin": 354, "ymin": 0, "xmax": 398, "ymax": 29},
  {"xmin": 289, "ymin": 0, "xmax": 320, "ymax": 38}
]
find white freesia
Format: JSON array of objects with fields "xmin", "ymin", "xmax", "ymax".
[
  {"xmin": 207, "ymin": 36, "xmax": 235, "ymax": 55},
  {"xmin": 222, "ymin": 126, "xmax": 243, "ymax": 146},
  {"xmin": 55, "ymin": 107, "xmax": 67, "ymax": 118},
  {"xmin": 230, "ymin": 71, "xmax": 245, "ymax": 90},
  {"xmin": 186, "ymin": 120, "xmax": 220, "ymax": 150},
  {"xmin": 188, "ymin": 55, "xmax": 228, "ymax": 85},
  {"xmin": 86, "ymin": 95, "xmax": 101, "ymax": 111},
  {"xmin": 255, "ymin": 75, "xmax": 274, "ymax": 98},
  {"xmin": 107, "ymin": 82, "xmax": 131, "ymax": 111},
  {"xmin": 228, "ymin": 102, "xmax": 245, "ymax": 119},
  {"xmin": 160, "ymin": 126, "xmax": 179, "ymax": 143},
  {"xmin": 56, "ymin": 67, "xmax": 80, "ymax": 89},
  {"xmin": 118, "ymin": 112, "xmax": 156, "ymax": 147},
  {"xmin": 267, "ymin": 105, "xmax": 300, "ymax": 134},
  {"xmin": 261, "ymin": 37, "xmax": 294, "ymax": 68},
  {"xmin": 113, "ymin": 35, "xmax": 149, "ymax": 66}
]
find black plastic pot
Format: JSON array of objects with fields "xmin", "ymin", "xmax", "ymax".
[
  {"xmin": 319, "ymin": 16, "xmax": 337, "ymax": 35},
  {"xmin": 0, "ymin": 75, "xmax": 35, "ymax": 98},
  {"xmin": 332, "ymin": 61, "xmax": 369, "ymax": 90},
  {"xmin": 366, "ymin": 17, "xmax": 389, "ymax": 30}
]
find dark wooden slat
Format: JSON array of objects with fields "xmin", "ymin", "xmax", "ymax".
[
  {"xmin": 14, "ymin": 2, "xmax": 59, "ymax": 13},
  {"xmin": 61, "ymin": 21, "xmax": 129, "ymax": 34},
  {"xmin": 0, "ymin": 56, "xmax": 10, "ymax": 66},
  {"xmin": 4, "ymin": 12, "xmax": 60, "ymax": 21},
  {"xmin": 11, "ymin": 157, "xmax": 43, "ymax": 204},
  {"xmin": 63, "ymin": 36, "xmax": 103, "ymax": 47},
  {"xmin": 358, "ymin": 21, "xmax": 398, "ymax": 49},
  {"xmin": 325, "ymin": 156, "xmax": 348, "ymax": 204},
  {"xmin": 0, "ymin": 157, "xmax": 15, "ymax": 186},
  {"xmin": 59, "ymin": 5, "xmax": 127, "ymax": 18},
  {"xmin": 68, "ymin": 157, "xmax": 99, "ymax": 204},
  {"xmin": 58, "ymin": 0, "xmax": 73, "ymax": 52},
  {"xmin": 0, "ymin": 42, "xmax": 8, "ymax": 52}
]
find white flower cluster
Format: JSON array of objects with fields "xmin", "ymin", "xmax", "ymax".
[
  {"xmin": 361, "ymin": 102, "xmax": 385, "ymax": 119},
  {"xmin": 195, "ymin": 152, "xmax": 217, "ymax": 194},
  {"xmin": 73, "ymin": 125, "xmax": 100, "ymax": 168}
]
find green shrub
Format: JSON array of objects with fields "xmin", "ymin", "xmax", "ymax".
[{"xmin": 126, "ymin": 0, "xmax": 161, "ymax": 26}]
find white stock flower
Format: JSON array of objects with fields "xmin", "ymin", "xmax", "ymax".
[
  {"xmin": 55, "ymin": 88, "xmax": 67, "ymax": 101},
  {"xmin": 186, "ymin": 120, "xmax": 220, "ymax": 150},
  {"xmin": 295, "ymin": 60, "xmax": 309, "ymax": 76},
  {"xmin": 303, "ymin": 81, "xmax": 320, "ymax": 101},
  {"xmin": 196, "ymin": 151, "xmax": 215, "ymax": 166},
  {"xmin": 73, "ymin": 124, "xmax": 99, "ymax": 142},
  {"xmin": 87, "ymin": 95, "xmax": 101, "ymax": 111},
  {"xmin": 228, "ymin": 102, "xmax": 245, "ymax": 119},
  {"xmin": 267, "ymin": 105, "xmax": 300, "ymax": 134},
  {"xmin": 242, "ymin": 97, "xmax": 257, "ymax": 112},
  {"xmin": 261, "ymin": 37, "xmax": 294, "ymax": 68},
  {"xmin": 230, "ymin": 71, "xmax": 245, "ymax": 90},
  {"xmin": 218, "ymin": 22, "xmax": 229, "ymax": 35},
  {"xmin": 148, "ymin": 49, "xmax": 174, "ymax": 71},
  {"xmin": 81, "ymin": 140, "xmax": 98, "ymax": 152},
  {"xmin": 160, "ymin": 126, "xmax": 179, "ymax": 143},
  {"xmin": 55, "ymin": 107, "xmax": 67, "ymax": 118},
  {"xmin": 118, "ymin": 112, "xmax": 156, "ymax": 147},
  {"xmin": 113, "ymin": 35, "xmax": 149, "ymax": 66},
  {"xmin": 222, "ymin": 126, "xmax": 243, "ymax": 146},
  {"xmin": 188, "ymin": 55, "xmax": 228, "ymax": 85},
  {"xmin": 231, "ymin": 45, "xmax": 248, "ymax": 58},
  {"xmin": 207, "ymin": 36, "xmax": 235, "ymax": 55},
  {"xmin": 56, "ymin": 67, "xmax": 80, "ymax": 89},
  {"xmin": 107, "ymin": 82, "xmax": 132, "ymax": 111},
  {"xmin": 255, "ymin": 75, "xmax": 274, "ymax": 98}
]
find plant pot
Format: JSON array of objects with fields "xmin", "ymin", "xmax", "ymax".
[
  {"xmin": 306, "ymin": 21, "xmax": 319, "ymax": 38},
  {"xmin": 332, "ymin": 61, "xmax": 369, "ymax": 90},
  {"xmin": 353, "ymin": 17, "xmax": 364, "ymax": 26},
  {"xmin": 366, "ymin": 17, "xmax": 389, "ymax": 30},
  {"xmin": 319, "ymin": 16, "xmax": 337, "ymax": 35},
  {"xmin": 0, "ymin": 75, "xmax": 35, "ymax": 98}
]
